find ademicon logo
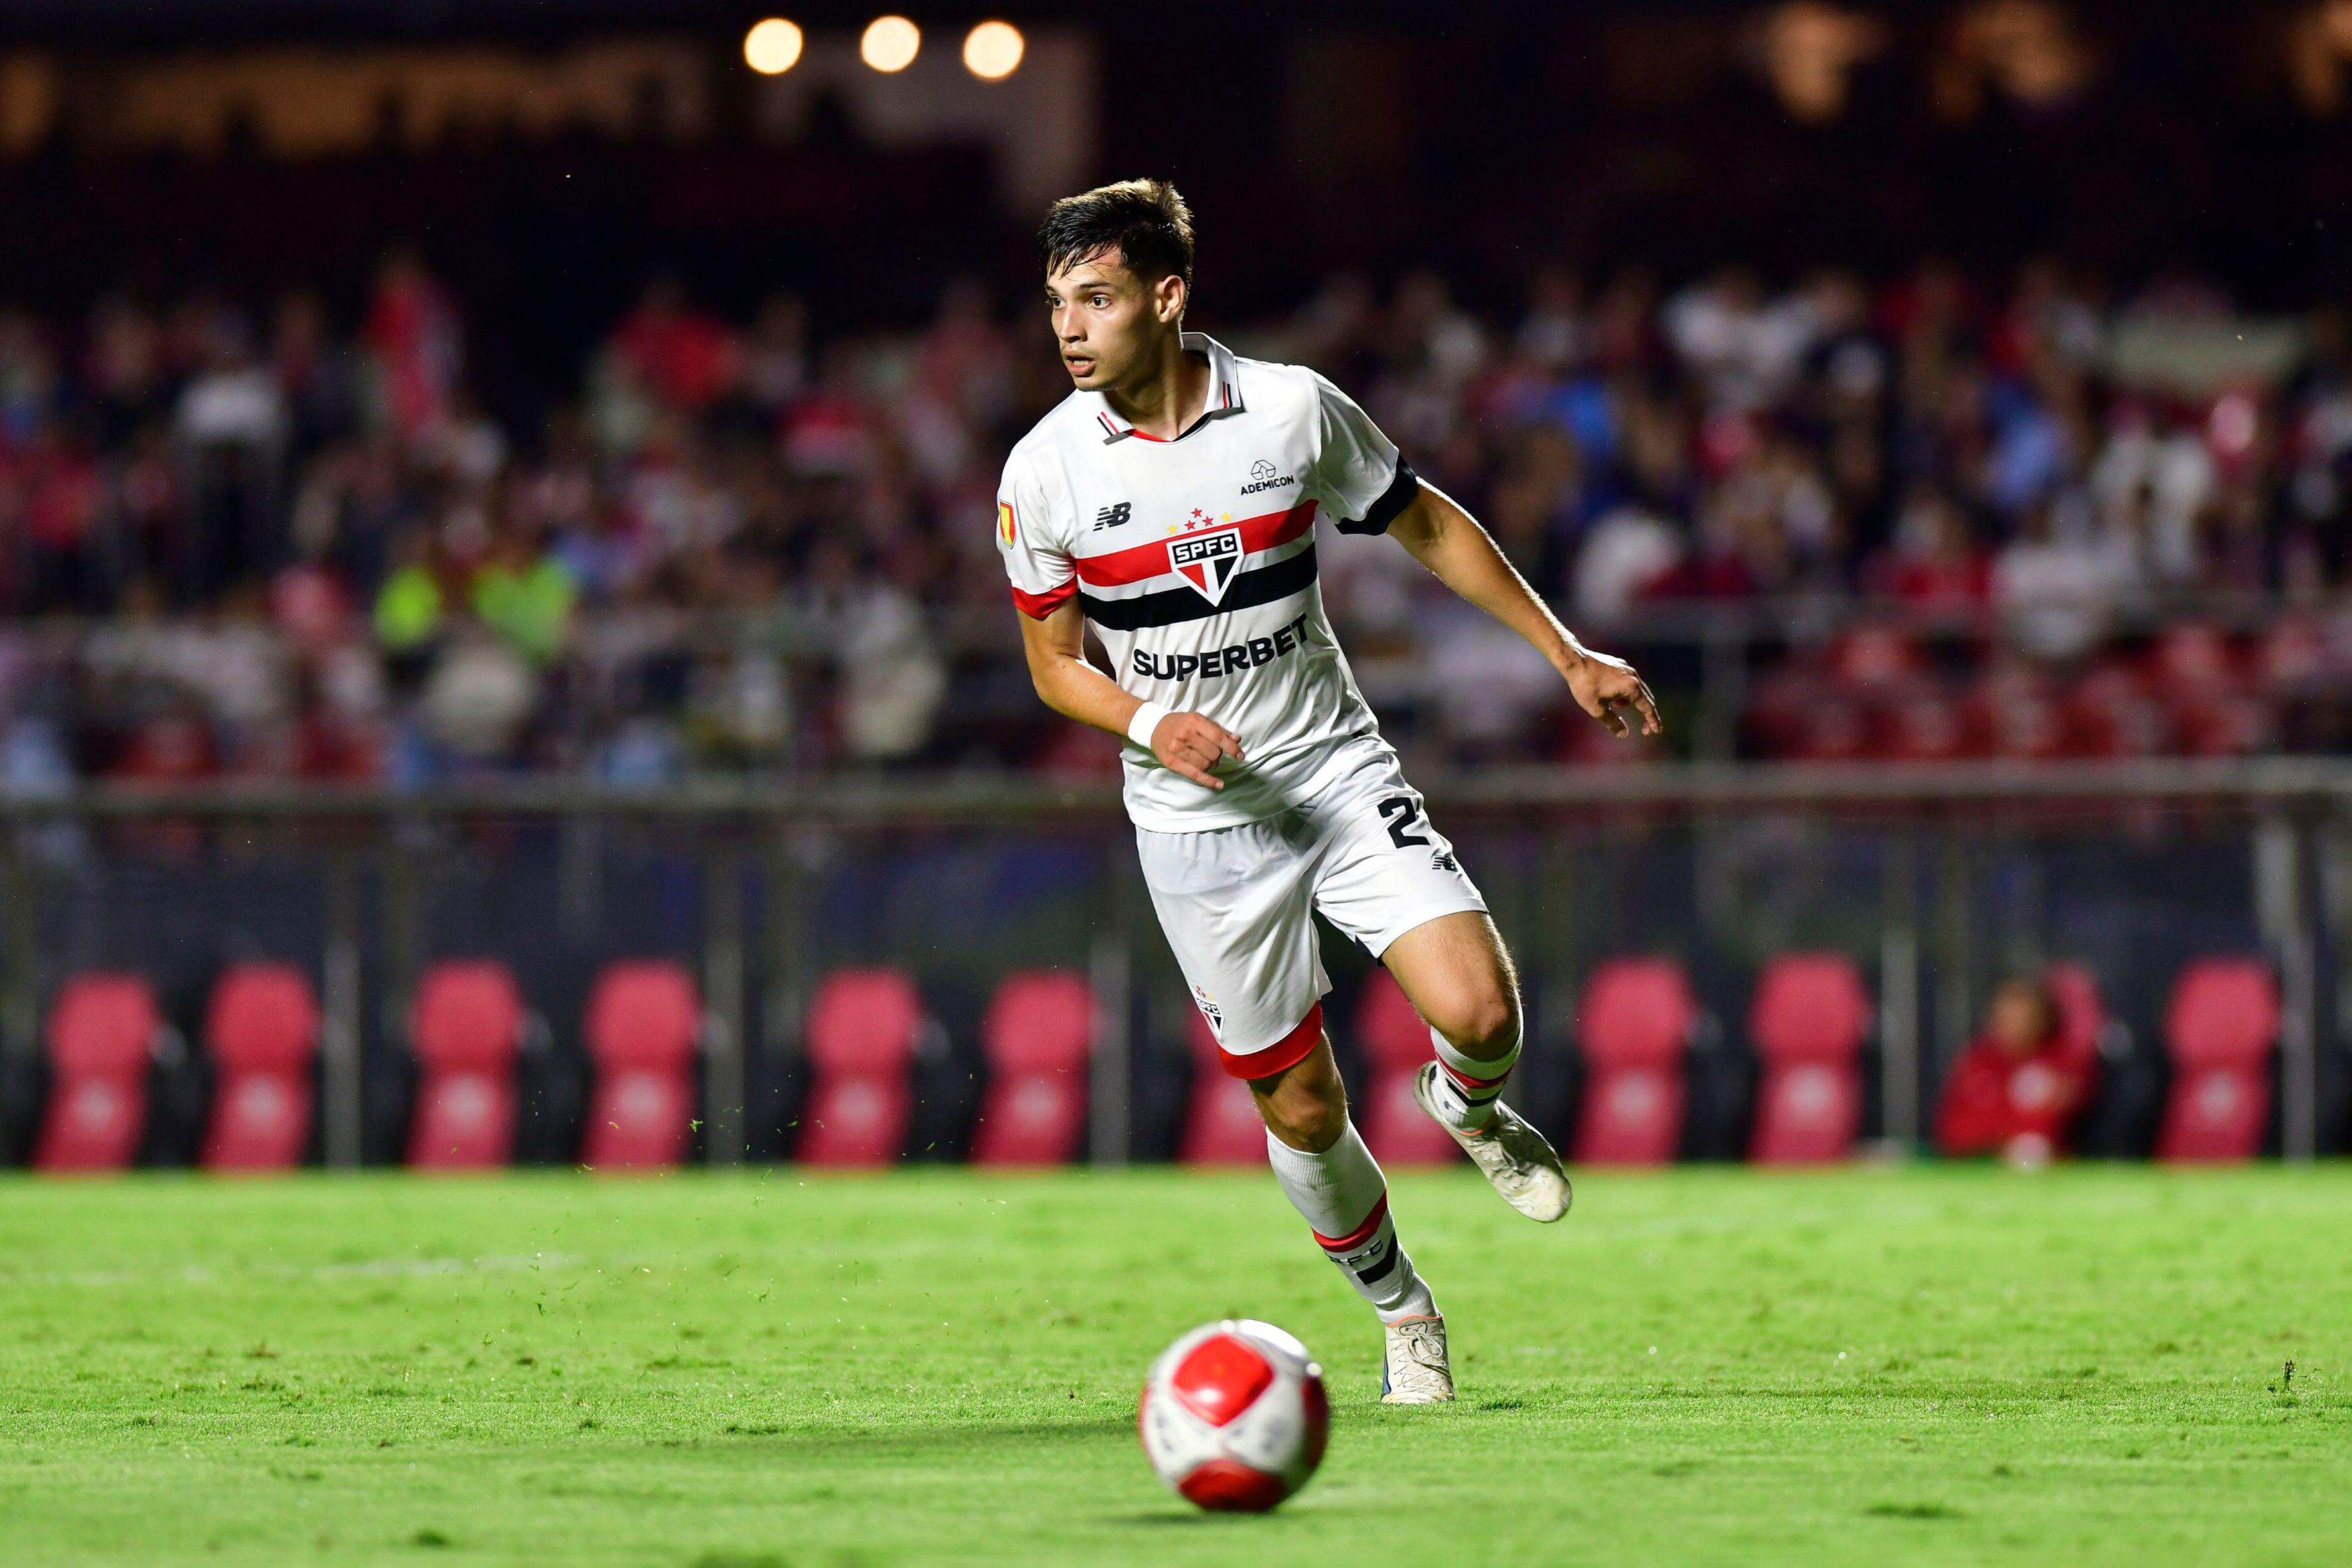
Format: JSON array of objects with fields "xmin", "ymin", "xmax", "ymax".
[{"xmin": 1239, "ymin": 458, "xmax": 1294, "ymax": 496}]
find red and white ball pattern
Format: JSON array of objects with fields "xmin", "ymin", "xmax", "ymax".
[{"xmin": 1137, "ymin": 1319, "xmax": 1329, "ymax": 1512}]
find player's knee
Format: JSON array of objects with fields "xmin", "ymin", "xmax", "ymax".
[
  {"xmin": 1256, "ymin": 1071, "xmax": 1348, "ymax": 1153},
  {"xmin": 1430, "ymin": 986, "xmax": 1521, "ymax": 1061}
]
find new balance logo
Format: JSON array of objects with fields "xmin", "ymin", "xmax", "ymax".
[
  {"xmin": 1094, "ymin": 501, "xmax": 1133, "ymax": 530},
  {"xmin": 1431, "ymin": 850, "xmax": 1459, "ymax": 873}
]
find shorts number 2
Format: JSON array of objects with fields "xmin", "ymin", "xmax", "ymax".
[{"xmin": 1378, "ymin": 795, "xmax": 1431, "ymax": 848}]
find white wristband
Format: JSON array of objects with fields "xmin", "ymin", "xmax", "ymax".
[{"xmin": 1126, "ymin": 700, "xmax": 1172, "ymax": 751}]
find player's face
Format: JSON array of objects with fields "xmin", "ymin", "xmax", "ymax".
[{"xmin": 1045, "ymin": 251, "xmax": 1182, "ymax": 391}]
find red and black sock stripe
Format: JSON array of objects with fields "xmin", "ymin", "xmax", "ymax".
[
  {"xmin": 1312, "ymin": 1193, "xmax": 1401, "ymax": 1289},
  {"xmin": 1437, "ymin": 1059, "xmax": 1511, "ymax": 1127}
]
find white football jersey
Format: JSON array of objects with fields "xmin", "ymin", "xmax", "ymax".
[{"xmin": 996, "ymin": 333, "xmax": 1420, "ymax": 831}]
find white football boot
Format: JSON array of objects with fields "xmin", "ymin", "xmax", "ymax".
[
  {"xmin": 1380, "ymin": 1314, "xmax": 1454, "ymax": 1405},
  {"xmin": 1413, "ymin": 1062, "xmax": 1573, "ymax": 1223}
]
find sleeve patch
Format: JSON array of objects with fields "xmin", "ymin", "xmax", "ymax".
[
  {"xmin": 997, "ymin": 500, "xmax": 1018, "ymax": 548},
  {"xmin": 1336, "ymin": 457, "xmax": 1421, "ymax": 536}
]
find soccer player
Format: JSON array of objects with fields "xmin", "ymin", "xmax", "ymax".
[{"xmin": 996, "ymin": 180, "xmax": 1660, "ymax": 1403}]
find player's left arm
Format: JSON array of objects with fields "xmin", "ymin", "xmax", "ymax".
[{"xmin": 1386, "ymin": 482, "xmax": 1662, "ymax": 738}]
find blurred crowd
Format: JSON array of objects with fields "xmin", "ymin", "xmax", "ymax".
[{"xmin": 5, "ymin": 249, "xmax": 2352, "ymax": 789}]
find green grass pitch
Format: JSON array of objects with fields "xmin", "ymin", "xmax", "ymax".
[{"xmin": 1, "ymin": 1166, "xmax": 2347, "ymax": 1566}]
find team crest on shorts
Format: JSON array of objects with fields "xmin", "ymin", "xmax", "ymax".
[
  {"xmin": 1192, "ymin": 984, "xmax": 1224, "ymax": 1039},
  {"xmin": 1168, "ymin": 527, "xmax": 1243, "ymax": 605}
]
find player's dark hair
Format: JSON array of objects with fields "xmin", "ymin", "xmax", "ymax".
[{"xmin": 1039, "ymin": 179, "xmax": 1195, "ymax": 291}]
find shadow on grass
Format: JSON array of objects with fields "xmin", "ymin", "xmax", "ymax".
[
  {"xmin": 1103, "ymin": 1507, "xmax": 1332, "ymax": 1529},
  {"xmin": 707, "ymin": 1415, "xmax": 1134, "ymax": 1458}
]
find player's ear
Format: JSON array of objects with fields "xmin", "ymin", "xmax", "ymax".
[{"xmin": 1154, "ymin": 272, "xmax": 1186, "ymax": 326}]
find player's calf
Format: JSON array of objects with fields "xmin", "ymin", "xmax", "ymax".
[
  {"xmin": 1383, "ymin": 911, "xmax": 1525, "ymax": 1135},
  {"xmin": 1385, "ymin": 920, "xmax": 1571, "ymax": 1222},
  {"xmin": 1251, "ymin": 1042, "xmax": 1440, "ymax": 1328}
]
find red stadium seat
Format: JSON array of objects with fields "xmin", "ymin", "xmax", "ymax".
[
  {"xmin": 1787, "ymin": 691, "xmax": 1872, "ymax": 763},
  {"xmin": 34, "ymin": 975, "xmax": 164, "ymax": 1172},
  {"xmin": 798, "ymin": 968, "xmax": 924, "ymax": 1166},
  {"xmin": 2068, "ymin": 663, "xmax": 2174, "ymax": 758},
  {"xmin": 2256, "ymin": 615, "xmax": 2329, "ymax": 691},
  {"xmin": 200, "ymin": 964, "xmax": 321, "ymax": 1171},
  {"xmin": 408, "ymin": 961, "xmax": 528, "ymax": 1170},
  {"xmin": 2173, "ymin": 694, "xmax": 2276, "ymax": 757},
  {"xmin": 1974, "ymin": 665, "xmax": 2070, "ymax": 760},
  {"xmin": 1573, "ymin": 957, "xmax": 1698, "ymax": 1165},
  {"xmin": 1355, "ymin": 971, "xmax": 1457, "ymax": 1166},
  {"xmin": 2042, "ymin": 961, "xmax": 2108, "ymax": 1082},
  {"xmin": 1746, "ymin": 665, "xmax": 1870, "ymax": 763},
  {"xmin": 971, "ymin": 971, "xmax": 1093, "ymax": 1166},
  {"xmin": 1748, "ymin": 953, "xmax": 1873, "ymax": 1164},
  {"xmin": 2147, "ymin": 623, "xmax": 2242, "ymax": 693},
  {"xmin": 1871, "ymin": 688, "xmax": 1974, "ymax": 762},
  {"xmin": 1828, "ymin": 625, "xmax": 1925, "ymax": 689},
  {"xmin": 1179, "ymin": 1012, "xmax": 1268, "ymax": 1166},
  {"xmin": 582, "ymin": 961, "xmax": 703, "ymax": 1170},
  {"xmin": 2156, "ymin": 959, "xmax": 2279, "ymax": 1164}
]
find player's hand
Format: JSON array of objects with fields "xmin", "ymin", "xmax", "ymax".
[
  {"xmin": 1565, "ymin": 647, "xmax": 1662, "ymax": 738},
  {"xmin": 1150, "ymin": 712, "xmax": 1245, "ymax": 790}
]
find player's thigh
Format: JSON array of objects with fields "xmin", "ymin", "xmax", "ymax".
[
  {"xmin": 1380, "ymin": 908, "xmax": 1522, "ymax": 1051},
  {"xmin": 1306, "ymin": 771, "xmax": 1485, "ymax": 951},
  {"xmin": 1306, "ymin": 771, "xmax": 1514, "ymax": 1048},
  {"xmin": 1135, "ymin": 819, "xmax": 1328, "ymax": 1063}
]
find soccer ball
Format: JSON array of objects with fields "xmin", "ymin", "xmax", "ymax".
[{"xmin": 1137, "ymin": 1319, "xmax": 1329, "ymax": 1512}]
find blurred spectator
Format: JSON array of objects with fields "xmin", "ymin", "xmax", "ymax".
[
  {"xmin": 422, "ymin": 619, "xmax": 536, "ymax": 766},
  {"xmin": 3, "ymin": 246, "xmax": 2351, "ymax": 779},
  {"xmin": 1934, "ymin": 977, "xmax": 2092, "ymax": 1166},
  {"xmin": 364, "ymin": 250, "xmax": 463, "ymax": 442},
  {"xmin": 469, "ymin": 526, "xmax": 577, "ymax": 666},
  {"xmin": 1991, "ymin": 499, "xmax": 2130, "ymax": 660},
  {"xmin": 374, "ymin": 528, "xmax": 445, "ymax": 662}
]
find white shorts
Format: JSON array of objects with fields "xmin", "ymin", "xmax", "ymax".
[{"xmin": 1135, "ymin": 740, "xmax": 1487, "ymax": 1080}]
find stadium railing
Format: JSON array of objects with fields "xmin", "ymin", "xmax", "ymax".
[{"xmin": 0, "ymin": 758, "xmax": 2342, "ymax": 1168}]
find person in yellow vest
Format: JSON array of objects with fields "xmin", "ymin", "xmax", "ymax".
[{"xmin": 470, "ymin": 525, "xmax": 578, "ymax": 666}]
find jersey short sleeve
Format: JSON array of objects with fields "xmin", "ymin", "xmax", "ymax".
[
  {"xmin": 1310, "ymin": 372, "xmax": 1420, "ymax": 536},
  {"xmin": 995, "ymin": 454, "xmax": 1075, "ymax": 618}
]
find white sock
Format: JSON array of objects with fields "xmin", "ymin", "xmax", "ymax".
[
  {"xmin": 1427, "ymin": 1021, "xmax": 1521, "ymax": 1134},
  {"xmin": 1265, "ymin": 1123, "xmax": 1436, "ymax": 1324}
]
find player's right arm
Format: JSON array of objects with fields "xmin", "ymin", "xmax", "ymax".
[
  {"xmin": 998, "ymin": 460, "xmax": 1243, "ymax": 791},
  {"xmin": 1014, "ymin": 603, "xmax": 1243, "ymax": 791}
]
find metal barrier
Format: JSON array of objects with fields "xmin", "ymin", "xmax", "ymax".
[{"xmin": 1, "ymin": 758, "xmax": 2345, "ymax": 1166}]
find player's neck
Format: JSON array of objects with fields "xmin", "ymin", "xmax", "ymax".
[{"xmin": 1102, "ymin": 331, "xmax": 1210, "ymax": 441}]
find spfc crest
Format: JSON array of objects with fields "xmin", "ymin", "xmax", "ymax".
[
  {"xmin": 1168, "ymin": 527, "xmax": 1243, "ymax": 605},
  {"xmin": 1192, "ymin": 985, "xmax": 1224, "ymax": 1039}
]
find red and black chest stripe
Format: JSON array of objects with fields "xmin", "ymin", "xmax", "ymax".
[{"xmin": 1074, "ymin": 501, "xmax": 1318, "ymax": 631}]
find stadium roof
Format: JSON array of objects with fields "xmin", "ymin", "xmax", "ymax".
[
  {"xmin": 0, "ymin": 0, "xmax": 2237, "ymax": 46},
  {"xmin": 0, "ymin": 0, "xmax": 1473, "ymax": 42}
]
